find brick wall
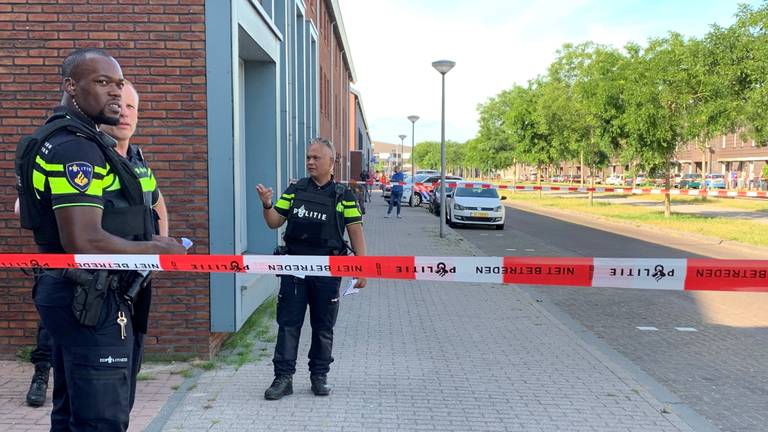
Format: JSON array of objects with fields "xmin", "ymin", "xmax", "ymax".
[
  {"xmin": 312, "ymin": 0, "xmax": 352, "ymax": 180},
  {"xmin": 0, "ymin": 0, "xmax": 218, "ymax": 360}
]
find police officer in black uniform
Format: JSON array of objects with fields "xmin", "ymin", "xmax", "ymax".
[
  {"xmin": 17, "ymin": 80, "xmax": 168, "ymax": 411},
  {"xmin": 16, "ymin": 48, "xmax": 185, "ymax": 431},
  {"xmin": 256, "ymin": 138, "xmax": 367, "ymax": 400}
]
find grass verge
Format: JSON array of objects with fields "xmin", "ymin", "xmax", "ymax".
[
  {"xmin": 500, "ymin": 191, "xmax": 768, "ymax": 247},
  {"xmin": 217, "ymin": 295, "xmax": 277, "ymax": 369}
]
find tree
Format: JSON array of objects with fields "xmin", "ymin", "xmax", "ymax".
[
  {"xmin": 716, "ymin": 3, "xmax": 768, "ymax": 145},
  {"xmin": 475, "ymin": 91, "xmax": 518, "ymax": 172},
  {"xmin": 546, "ymin": 43, "xmax": 627, "ymax": 203},
  {"xmin": 412, "ymin": 141, "xmax": 441, "ymax": 170},
  {"xmin": 619, "ymin": 40, "xmax": 686, "ymax": 216},
  {"xmin": 503, "ymin": 82, "xmax": 563, "ymax": 194}
]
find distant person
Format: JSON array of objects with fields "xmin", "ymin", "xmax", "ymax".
[
  {"xmin": 386, "ymin": 166, "xmax": 405, "ymax": 218},
  {"xmin": 359, "ymin": 169, "xmax": 371, "ymax": 203}
]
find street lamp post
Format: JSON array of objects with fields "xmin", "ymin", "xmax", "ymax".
[
  {"xmin": 398, "ymin": 134, "xmax": 407, "ymax": 170},
  {"xmin": 407, "ymin": 115, "xmax": 419, "ymax": 180},
  {"xmin": 432, "ymin": 59, "xmax": 455, "ymax": 238}
]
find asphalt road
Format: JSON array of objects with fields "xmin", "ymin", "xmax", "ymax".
[{"xmin": 452, "ymin": 205, "xmax": 768, "ymax": 432}]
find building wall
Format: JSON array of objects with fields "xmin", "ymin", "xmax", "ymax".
[
  {"xmin": 350, "ymin": 90, "xmax": 372, "ymax": 176},
  {"xmin": 676, "ymin": 132, "xmax": 768, "ymax": 181},
  {"xmin": 0, "ymin": 0, "xmax": 211, "ymax": 359},
  {"xmin": 310, "ymin": 0, "xmax": 352, "ymax": 181}
]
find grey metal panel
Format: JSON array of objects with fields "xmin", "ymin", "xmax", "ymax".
[
  {"xmin": 276, "ymin": 1, "xmax": 290, "ymax": 186},
  {"xmin": 206, "ymin": 0, "xmax": 237, "ymax": 332},
  {"xmin": 295, "ymin": 10, "xmax": 306, "ymax": 167},
  {"xmin": 237, "ymin": 275, "xmax": 278, "ymax": 329},
  {"xmin": 244, "ymin": 60, "xmax": 280, "ymax": 253},
  {"xmin": 237, "ymin": 0, "xmax": 281, "ymax": 61},
  {"xmin": 290, "ymin": 7, "xmax": 300, "ymax": 178}
]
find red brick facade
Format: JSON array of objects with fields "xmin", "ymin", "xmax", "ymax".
[
  {"xmin": 0, "ymin": 0, "xmax": 218, "ymax": 360},
  {"xmin": 675, "ymin": 132, "xmax": 768, "ymax": 185},
  {"xmin": 309, "ymin": 0, "xmax": 352, "ymax": 181}
]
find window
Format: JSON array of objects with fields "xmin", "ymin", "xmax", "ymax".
[{"xmin": 455, "ymin": 188, "xmax": 500, "ymax": 198}]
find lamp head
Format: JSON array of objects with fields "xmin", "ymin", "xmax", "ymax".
[
  {"xmin": 407, "ymin": 115, "xmax": 420, "ymax": 123},
  {"xmin": 432, "ymin": 60, "xmax": 456, "ymax": 74}
]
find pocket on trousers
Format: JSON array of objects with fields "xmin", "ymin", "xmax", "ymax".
[
  {"xmin": 67, "ymin": 345, "xmax": 131, "ymax": 423},
  {"xmin": 33, "ymin": 275, "xmax": 74, "ymax": 307}
]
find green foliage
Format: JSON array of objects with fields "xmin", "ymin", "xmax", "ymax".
[
  {"xmin": 137, "ymin": 372, "xmax": 155, "ymax": 381},
  {"xmin": 218, "ymin": 295, "xmax": 277, "ymax": 369},
  {"xmin": 412, "ymin": 141, "xmax": 441, "ymax": 169},
  {"xmin": 465, "ymin": 2, "xmax": 768, "ymax": 179},
  {"xmin": 16, "ymin": 346, "xmax": 33, "ymax": 363},
  {"xmin": 413, "ymin": 140, "xmax": 463, "ymax": 172}
]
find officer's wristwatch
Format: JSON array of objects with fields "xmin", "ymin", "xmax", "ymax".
[{"xmin": 263, "ymin": 202, "xmax": 273, "ymax": 209}]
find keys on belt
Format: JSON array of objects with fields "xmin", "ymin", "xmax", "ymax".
[{"xmin": 116, "ymin": 311, "xmax": 127, "ymax": 340}]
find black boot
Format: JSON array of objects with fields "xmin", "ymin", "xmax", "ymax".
[
  {"xmin": 310, "ymin": 374, "xmax": 331, "ymax": 396},
  {"xmin": 264, "ymin": 375, "xmax": 293, "ymax": 400},
  {"xmin": 26, "ymin": 362, "xmax": 50, "ymax": 407}
]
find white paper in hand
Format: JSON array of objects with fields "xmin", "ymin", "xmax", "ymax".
[{"xmin": 342, "ymin": 278, "xmax": 360, "ymax": 297}]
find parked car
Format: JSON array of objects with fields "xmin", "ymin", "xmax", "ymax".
[
  {"xmin": 634, "ymin": 174, "xmax": 647, "ymax": 186},
  {"xmin": 605, "ymin": 174, "xmax": 625, "ymax": 186},
  {"xmin": 679, "ymin": 173, "xmax": 703, "ymax": 189},
  {"xmin": 445, "ymin": 182, "xmax": 506, "ymax": 230},
  {"xmin": 689, "ymin": 173, "xmax": 726, "ymax": 189},
  {"xmin": 415, "ymin": 169, "xmax": 439, "ymax": 176},
  {"xmin": 705, "ymin": 173, "xmax": 726, "ymax": 189},
  {"xmin": 383, "ymin": 174, "xmax": 461, "ymax": 207},
  {"xmin": 428, "ymin": 184, "xmax": 456, "ymax": 216}
]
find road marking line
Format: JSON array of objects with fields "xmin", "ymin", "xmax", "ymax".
[
  {"xmin": 675, "ymin": 327, "xmax": 698, "ymax": 332},
  {"xmin": 525, "ymin": 249, "xmax": 535, "ymax": 252},
  {"xmin": 480, "ymin": 233, "xmax": 489, "ymax": 236},
  {"xmin": 636, "ymin": 326, "xmax": 658, "ymax": 331},
  {"xmin": 495, "ymin": 234, "xmax": 503, "ymax": 236},
  {"xmin": 506, "ymin": 248, "xmax": 517, "ymax": 251}
]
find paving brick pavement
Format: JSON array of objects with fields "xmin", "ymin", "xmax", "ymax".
[
  {"xmin": 154, "ymin": 193, "xmax": 698, "ymax": 432},
  {"xmin": 0, "ymin": 359, "xmax": 183, "ymax": 432}
]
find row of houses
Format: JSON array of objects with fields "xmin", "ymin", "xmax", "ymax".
[
  {"xmin": 0, "ymin": 0, "xmax": 372, "ymax": 360},
  {"xmin": 502, "ymin": 133, "xmax": 767, "ymax": 187}
]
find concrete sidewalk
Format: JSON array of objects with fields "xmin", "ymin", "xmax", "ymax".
[{"xmin": 150, "ymin": 193, "xmax": 699, "ymax": 432}]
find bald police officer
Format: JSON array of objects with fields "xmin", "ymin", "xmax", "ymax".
[{"xmin": 257, "ymin": 138, "xmax": 367, "ymax": 399}]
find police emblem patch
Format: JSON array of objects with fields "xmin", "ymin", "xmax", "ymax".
[{"xmin": 65, "ymin": 162, "xmax": 94, "ymax": 192}]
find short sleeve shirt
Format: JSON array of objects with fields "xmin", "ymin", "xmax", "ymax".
[
  {"xmin": 275, "ymin": 178, "xmax": 362, "ymax": 226},
  {"xmin": 34, "ymin": 129, "xmax": 109, "ymax": 210}
]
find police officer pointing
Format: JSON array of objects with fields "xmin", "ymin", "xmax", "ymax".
[
  {"xmin": 257, "ymin": 138, "xmax": 367, "ymax": 399},
  {"xmin": 15, "ymin": 48, "xmax": 186, "ymax": 431}
]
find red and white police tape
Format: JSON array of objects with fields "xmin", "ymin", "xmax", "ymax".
[
  {"xmin": 1, "ymin": 254, "xmax": 766, "ymax": 292},
  {"xmin": 347, "ymin": 180, "xmax": 768, "ymax": 198}
]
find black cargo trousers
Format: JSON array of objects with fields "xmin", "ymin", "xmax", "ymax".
[
  {"xmin": 34, "ymin": 273, "xmax": 143, "ymax": 432},
  {"xmin": 272, "ymin": 275, "xmax": 341, "ymax": 376}
]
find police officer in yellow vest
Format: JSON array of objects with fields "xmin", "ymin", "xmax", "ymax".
[
  {"xmin": 15, "ymin": 48, "xmax": 186, "ymax": 431},
  {"xmin": 18, "ymin": 80, "xmax": 169, "ymax": 411},
  {"xmin": 257, "ymin": 138, "xmax": 367, "ymax": 399}
]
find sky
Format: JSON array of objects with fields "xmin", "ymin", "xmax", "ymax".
[{"xmin": 337, "ymin": 0, "xmax": 763, "ymax": 146}]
